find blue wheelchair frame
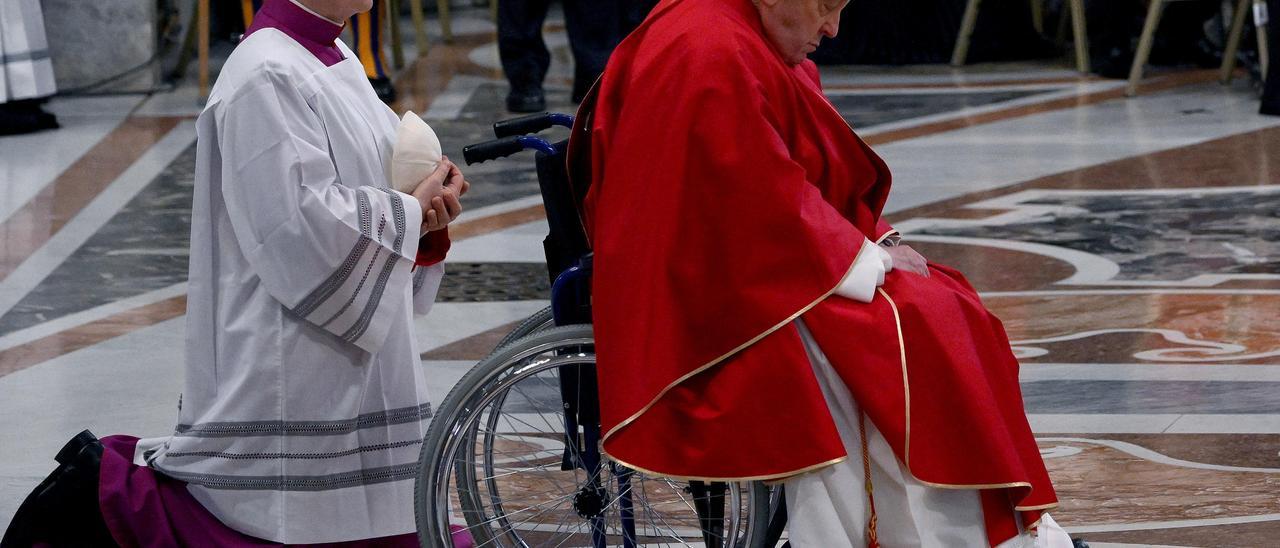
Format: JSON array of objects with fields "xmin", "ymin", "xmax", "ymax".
[{"xmin": 463, "ymin": 112, "xmax": 735, "ymax": 548}]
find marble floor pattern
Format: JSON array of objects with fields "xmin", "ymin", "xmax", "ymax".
[{"xmin": 1, "ymin": 7, "xmax": 1278, "ymax": 547}]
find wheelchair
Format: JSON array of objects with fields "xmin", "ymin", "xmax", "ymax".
[{"xmin": 413, "ymin": 100, "xmax": 785, "ymax": 547}]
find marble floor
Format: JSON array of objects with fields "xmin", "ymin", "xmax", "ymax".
[{"xmin": 2, "ymin": 8, "xmax": 1279, "ymax": 548}]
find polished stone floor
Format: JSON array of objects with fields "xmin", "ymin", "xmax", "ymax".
[{"xmin": 1, "ymin": 8, "xmax": 1278, "ymax": 548}]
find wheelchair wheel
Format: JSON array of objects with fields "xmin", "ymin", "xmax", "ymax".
[
  {"xmin": 493, "ymin": 306, "xmax": 554, "ymax": 351},
  {"xmin": 415, "ymin": 325, "xmax": 772, "ymax": 547}
]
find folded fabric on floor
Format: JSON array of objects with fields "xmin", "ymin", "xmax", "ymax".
[{"xmin": 98, "ymin": 435, "xmax": 419, "ymax": 547}]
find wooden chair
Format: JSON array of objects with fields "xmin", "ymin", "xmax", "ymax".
[
  {"xmin": 1128, "ymin": 0, "xmax": 1269, "ymax": 96},
  {"xmin": 952, "ymin": 0, "xmax": 1091, "ymax": 74},
  {"xmin": 1219, "ymin": 0, "xmax": 1270, "ymax": 86}
]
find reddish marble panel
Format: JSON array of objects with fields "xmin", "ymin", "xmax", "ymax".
[
  {"xmin": 988, "ymin": 294, "xmax": 1280, "ymax": 365},
  {"xmin": 1041, "ymin": 439, "xmax": 1280, "ymax": 526}
]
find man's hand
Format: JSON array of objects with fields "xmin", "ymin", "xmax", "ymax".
[
  {"xmin": 885, "ymin": 244, "xmax": 929, "ymax": 277},
  {"xmin": 412, "ymin": 157, "xmax": 470, "ymax": 233}
]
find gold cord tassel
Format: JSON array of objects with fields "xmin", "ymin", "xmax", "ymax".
[{"xmin": 859, "ymin": 412, "xmax": 881, "ymax": 548}]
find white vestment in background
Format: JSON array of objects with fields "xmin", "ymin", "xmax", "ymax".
[
  {"xmin": 148, "ymin": 30, "xmax": 444, "ymax": 544},
  {"xmin": 0, "ymin": 0, "xmax": 57, "ymax": 102}
]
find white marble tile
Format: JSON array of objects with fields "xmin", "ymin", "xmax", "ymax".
[
  {"xmin": 1030, "ymin": 413, "xmax": 1280, "ymax": 434},
  {"xmin": 0, "ymin": 318, "xmax": 187, "ymax": 484},
  {"xmin": 0, "ymin": 96, "xmax": 143, "ymax": 224},
  {"xmin": 421, "ymin": 360, "xmax": 481, "ymax": 404},
  {"xmin": 1165, "ymin": 414, "xmax": 1280, "ymax": 434},
  {"xmin": 444, "ymin": 220, "xmax": 549, "ymax": 263},
  {"xmin": 1020, "ymin": 363, "xmax": 1280, "ymax": 383},
  {"xmin": 880, "ymin": 85, "xmax": 1280, "ymax": 215},
  {"xmin": 132, "ymin": 83, "xmax": 205, "ymax": 118},
  {"xmin": 415, "ymin": 299, "xmax": 549, "ymax": 351},
  {"xmin": 1028, "ymin": 414, "xmax": 1183, "ymax": 434}
]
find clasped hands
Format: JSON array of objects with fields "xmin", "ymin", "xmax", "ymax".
[{"xmin": 411, "ymin": 156, "xmax": 471, "ymax": 233}]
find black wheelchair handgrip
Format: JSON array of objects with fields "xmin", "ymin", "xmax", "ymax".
[
  {"xmin": 492, "ymin": 113, "xmax": 553, "ymax": 138},
  {"xmin": 463, "ymin": 136, "xmax": 524, "ymax": 165}
]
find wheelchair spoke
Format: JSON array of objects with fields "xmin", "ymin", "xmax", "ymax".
[
  {"xmin": 546, "ymin": 521, "xmax": 588, "ymax": 548},
  {"xmin": 482, "ymin": 497, "xmax": 580, "ymax": 548},
  {"xmin": 419, "ymin": 325, "xmax": 762, "ymax": 547},
  {"xmin": 509, "ymin": 384, "xmax": 564, "ymax": 432},
  {"xmin": 636, "ymin": 477, "xmax": 699, "ymax": 545},
  {"xmin": 466, "ymin": 491, "xmax": 577, "ymax": 531}
]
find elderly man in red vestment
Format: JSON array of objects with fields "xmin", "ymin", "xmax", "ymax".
[{"xmin": 584, "ymin": 0, "xmax": 1074, "ymax": 546}]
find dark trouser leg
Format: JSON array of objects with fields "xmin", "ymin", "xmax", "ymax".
[
  {"xmin": 352, "ymin": 4, "xmax": 397, "ymax": 103},
  {"xmin": 563, "ymin": 0, "xmax": 623, "ymax": 102},
  {"xmin": 498, "ymin": 0, "xmax": 553, "ymax": 95},
  {"xmin": 1263, "ymin": 0, "xmax": 1280, "ymax": 115},
  {"xmin": 1087, "ymin": 0, "xmax": 1143, "ymax": 78},
  {"xmin": 621, "ymin": 0, "xmax": 660, "ymax": 37}
]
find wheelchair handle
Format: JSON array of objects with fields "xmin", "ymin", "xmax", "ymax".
[
  {"xmin": 462, "ymin": 136, "xmax": 523, "ymax": 165},
  {"xmin": 492, "ymin": 113, "xmax": 575, "ymax": 138},
  {"xmin": 463, "ymin": 135, "xmax": 558, "ymax": 165}
]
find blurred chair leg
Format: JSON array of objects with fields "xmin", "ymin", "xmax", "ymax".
[
  {"xmin": 1256, "ymin": 0, "xmax": 1271, "ymax": 79},
  {"xmin": 1221, "ymin": 0, "xmax": 1251, "ymax": 84},
  {"xmin": 241, "ymin": 0, "xmax": 255, "ymax": 28},
  {"xmin": 409, "ymin": 0, "xmax": 428, "ymax": 57},
  {"xmin": 438, "ymin": 0, "xmax": 454, "ymax": 43},
  {"xmin": 1127, "ymin": 0, "xmax": 1168, "ymax": 97},
  {"xmin": 199, "ymin": 0, "xmax": 210, "ymax": 101},
  {"xmin": 951, "ymin": 0, "xmax": 982, "ymax": 66},
  {"xmin": 1030, "ymin": 0, "xmax": 1044, "ymax": 35},
  {"xmin": 1057, "ymin": 1, "xmax": 1071, "ymax": 43},
  {"xmin": 1069, "ymin": 0, "xmax": 1090, "ymax": 73},
  {"xmin": 388, "ymin": 0, "xmax": 405, "ymax": 68}
]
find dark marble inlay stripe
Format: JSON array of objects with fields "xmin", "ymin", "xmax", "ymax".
[
  {"xmin": 437, "ymin": 262, "xmax": 550, "ymax": 302},
  {"xmin": 826, "ymin": 89, "xmax": 1041, "ymax": 128}
]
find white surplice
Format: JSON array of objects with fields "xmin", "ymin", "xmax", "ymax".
[
  {"xmin": 147, "ymin": 29, "xmax": 444, "ymax": 544},
  {"xmin": 0, "ymin": 0, "xmax": 57, "ymax": 102}
]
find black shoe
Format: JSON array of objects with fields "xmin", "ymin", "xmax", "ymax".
[
  {"xmin": 1, "ymin": 430, "xmax": 114, "ymax": 548},
  {"xmin": 0, "ymin": 101, "xmax": 58, "ymax": 136},
  {"xmin": 369, "ymin": 77, "xmax": 397, "ymax": 103},
  {"xmin": 506, "ymin": 89, "xmax": 546, "ymax": 113}
]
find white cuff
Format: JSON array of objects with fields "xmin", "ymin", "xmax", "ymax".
[
  {"xmin": 877, "ymin": 244, "xmax": 894, "ymax": 273},
  {"xmin": 834, "ymin": 238, "xmax": 886, "ymax": 304}
]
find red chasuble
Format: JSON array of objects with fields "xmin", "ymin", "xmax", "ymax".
[{"xmin": 583, "ymin": 0, "xmax": 1058, "ymax": 544}]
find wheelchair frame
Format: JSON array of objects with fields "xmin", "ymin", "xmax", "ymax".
[{"xmin": 414, "ymin": 110, "xmax": 783, "ymax": 548}]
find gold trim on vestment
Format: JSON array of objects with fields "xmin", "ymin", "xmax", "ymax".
[
  {"xmin": 878, "ymin": 286, "xmax": 1060, "ymax": 510},
  {"xmin": 601, "ymin": 243, "xmax": 869, "ymax": 443},
  {"xmin": 916, "ymin": 478, "xmax": 1035, "ymax": 491},
  {"xmin": 877, "ymin": 287, "xmax": 912, "ymax": 468},
  {"xmin": 605, "ymin": 449, "xmax": 849, "ymax": 483},
  {"xmin": 875, "ymin": 229, "xmax": 901, "ymax": 245},
  {"xmin": 1015, "ymin": 502, "xmax": 1060, "ymax": 512},
  {"xmin": 1024, "ymin": 516, "xmax": 1043, "ymax": 532}
]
